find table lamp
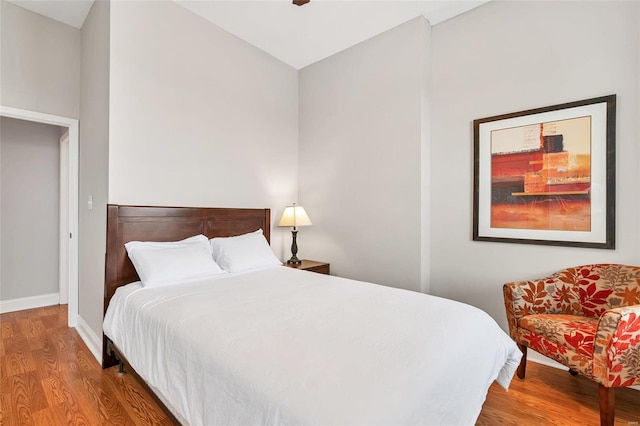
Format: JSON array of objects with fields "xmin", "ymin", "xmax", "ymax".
[{"xmin": 278, "ymin": 204, "xmax": 312, "ymax": 265}]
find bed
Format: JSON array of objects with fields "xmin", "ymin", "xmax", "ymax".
[{"xmin": 102, "ymin": 204, "xmax": 522, "ymax": 425}]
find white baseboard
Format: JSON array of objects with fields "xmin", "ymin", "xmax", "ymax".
[
  {"xmin": 528, "ymin": 349, "xmax": 640, "ymax": 392},
  {"xmin": 75, "ymin": 315, "xmax": 102, "ymax": 364},
  {"xmin": 0, "ymin": 295, "xmax": 102, "ymax": 365},
  {"xmin": 0, "ymin": 293, "xmax": 59, "ymax": 314}
]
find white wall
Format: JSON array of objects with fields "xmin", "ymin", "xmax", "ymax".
[
  {"xmin": 637, "ymin": 2, "xmax": 640, "ymax": 263},
  {"xmin": 0, "ymin": 1, "xmax": 80, "ymax": 313},
  {"xmin": 79, "ymin": 0, "xmax": 110, "ymax": 336},
  {"xmin": 1, "ymin": 117, "xmax": 61, "ymax": 300},
  {"xmin": 108, "ymin": 0, "xmax": 299, "ymax": 259},
  {"xmin": 0, "ymin": 0, "xmax": 81, "ymax": 118},
  {"xmin": 299, "ymin": 17, "xmax": 431, "ymax": 292},
  {"xmin": 430, "ymin": 1, "xmax": 640, "ymax": 329}
]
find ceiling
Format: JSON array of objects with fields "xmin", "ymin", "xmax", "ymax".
[
  {"xmin": 7, "ymin": 0, "xmax": 94, "ymax": 29},
  {"xmin": 7, "ymin": 0, "xmax": 487, "ymax": 69}
]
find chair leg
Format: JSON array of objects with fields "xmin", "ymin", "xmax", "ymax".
[
  {"xmin": 598, "ymin": 384, "xmax": 615, "ymax": 426},
  {"xmin": 516, "ymin": 343, "xmax": 527, "ymax": 379}
]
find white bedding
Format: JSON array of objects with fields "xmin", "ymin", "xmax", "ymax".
[{"xmin": 104, "ymin": 267, "xmax": 521, "ymax": 425}]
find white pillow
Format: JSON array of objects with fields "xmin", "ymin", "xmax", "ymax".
[
  {"xmin": 125, "ymin": 234, "xmax": 212, "ymax": 255},
  {"xmin": 210, "ymin": 229, "xmax": 282, "ymax": 273},
  {"xmin": 125, "ymin": 235, "xmax": 225, "ymax": 287}
]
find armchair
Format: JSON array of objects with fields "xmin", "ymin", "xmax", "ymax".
[{"xmin": 503, "ymin": 264, "xmax": 640, "ymax": 426}]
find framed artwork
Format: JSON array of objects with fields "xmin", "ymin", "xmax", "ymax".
[{"xmin": 473, "ymin": 95, "xmax": 616, "ymax": 249}]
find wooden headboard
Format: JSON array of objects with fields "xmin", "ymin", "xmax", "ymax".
[{"xmin": 102, "ymin": 204, "xmax": 271, "ymax": 366}]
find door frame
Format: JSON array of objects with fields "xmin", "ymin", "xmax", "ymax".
[
  {"xmin": 59, "ymin": 131, "xmax": 70, "ymax": 305},
  {"xmin": 1, "ymin": 105, "xmax": 79, "ymax": 327}
]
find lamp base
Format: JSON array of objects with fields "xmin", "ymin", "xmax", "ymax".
[
  {"xmin": 286, "ymin": 256, "xmax": 302, "ymax": 265},
  {"xmin": 287, "ymin": 229, "xmax": 301, "ymax": 265}
]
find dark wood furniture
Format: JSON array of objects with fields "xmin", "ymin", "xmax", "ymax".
[
  {"xmin": 283, "ymin": 259, "xmax": 330, "ymax": 275},
  {"xmin": 102, "ymin": 204, "xmax": 272, "ymax": 423}
]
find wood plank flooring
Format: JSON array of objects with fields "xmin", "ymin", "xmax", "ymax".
[
  {"xmin": 1, "ymin": 304, "xmax": 639, "ymax": 425},
  {"xmin": 0, "ymin": 304, "xmax": 171, "ymax": 425},
  {"xmin": 477, "ymin": 362, "xmax": 640, "ymax": 426}
]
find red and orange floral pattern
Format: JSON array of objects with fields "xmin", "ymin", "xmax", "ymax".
[{"xmin": 503, "ymin": 264, "xmax": 640, "ymax": 387}]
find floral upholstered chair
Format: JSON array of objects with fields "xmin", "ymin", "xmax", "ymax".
[{"xmin": 503, "ymin": 264, "xmax": 640, "ymax": 426}]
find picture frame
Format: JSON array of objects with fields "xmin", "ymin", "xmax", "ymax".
[{"xmin": 473, "ymin": 95, "xmax": 616, "ymax": 249}]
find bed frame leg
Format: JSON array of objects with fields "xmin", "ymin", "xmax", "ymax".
[{"xmin": 118, "ymin": 360, "xmax": 125, "ymax": 375}]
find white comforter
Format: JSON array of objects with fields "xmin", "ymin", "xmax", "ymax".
[{"xmin": 104, "ymin": 267, "xmax": 521, "ymax": 425}]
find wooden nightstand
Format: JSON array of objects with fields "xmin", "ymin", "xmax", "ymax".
[{"xmin": 283, "ymin": 259, "xmax": 330, "ymax": 275}]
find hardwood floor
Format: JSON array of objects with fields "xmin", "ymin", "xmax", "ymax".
[
  {"xmin": 0, "ymin": 304, "xmax": 170, "ymax": 425},
  {"xmin": 1, "ymin": 305, "xmax": 639, "ymax": 425},
  {"xmin": 477, "ymin": 363, "xmax": 640, "ymax": 426}
]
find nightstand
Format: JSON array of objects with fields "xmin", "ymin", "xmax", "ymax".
[{"xmin": 283, "ymin": 259, "xmax": 330, "ymax": 275}]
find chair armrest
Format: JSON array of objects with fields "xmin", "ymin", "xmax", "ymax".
[
  {"xmin": 503, "ymin": 278, "xmax": 558, "ymax": 338},
  {"xmin": 593, "ymin": 305, "xmax": 640, "ymax": 387}
]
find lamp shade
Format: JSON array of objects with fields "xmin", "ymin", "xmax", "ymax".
[{"xmin": 278, "ymin": 205, "xmax": 312, "ymax": 228}]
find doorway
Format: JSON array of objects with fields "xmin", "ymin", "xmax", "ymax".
[{"xmin": 0, "ymin": 105, "xmax": 79, "ymax": 327}]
